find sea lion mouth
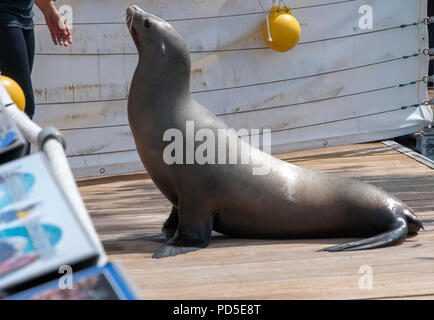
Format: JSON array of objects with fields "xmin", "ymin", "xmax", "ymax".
[{"xmin": 126, "ymin": 6, "xmax": 139, "ymax": 46}]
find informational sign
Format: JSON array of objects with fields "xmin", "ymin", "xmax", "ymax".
[
  {"xmin": 7, "ymin": 262, "xmax": 138, "ymax": 300},
  {"xmin": 0, "ymin": 153, "xmax": 99, "ymax": 292}
]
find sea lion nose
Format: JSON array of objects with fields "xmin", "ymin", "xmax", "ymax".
[
  {"xmin": 132, "ymin": 5, "xmax": 145, "ymax": 13},
  {"xmin": 126, "ymin": 6, "xmax": 135, "ymax": 16}
]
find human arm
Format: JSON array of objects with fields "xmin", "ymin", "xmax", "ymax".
[{"xmin": 34, "ymin": 0, "xmax": 72, "ymax": 46}]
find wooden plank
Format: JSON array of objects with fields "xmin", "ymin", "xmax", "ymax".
[
  {"xmin": 396, "ymin": 192, "xmax": 434, "ymax": 201},
  {"xmin": 220, "ymin": 85, "xmax": 418, "ymax": 133},
  {"xmin": 34, "ymin": 0, "xmax": 351, "ymax": 24},
  {"xmin": 268, "ymin": 113, "xmax": 430, "ymax": 155},
  {"xmin": 59, "ymin": 107, "xmax": 426, "ymax": 159},
  {"xmin": 383, "ymin": 140, "xmax": 434, "ymax": 170},
  {"xmin": 68, "ymin": 150, "xmax": 143, "ymax": 178},
  {"xmin": 33, "ymin": 0, "xmax": 417, "ymax": 27},
  {"xmin": 315, "ymin": 168, "xmax": 433, "ymax": 178},
  {"xmin": 66, "ymin": 127, "xmax": 433, "ymax": 179},
  {"xmin": 34, "ymin": 58, "xmax": 419, "ymax": 130},
  {"xmin": 32, "ymin": 55, "xmax": 134, "ymax": 104},
  {"xmin": 279, "ymin": 142, "xmax": 392, "ymax": 158},
  {"xmin": 61, "ymin": 126, "xmax": 135, "ymax": 156},
  {"xmin": 291, "ymin": 155, "xmax": 418, "ymax": 166},
  {"xmin": 32, "ymin": 27, "xmax": 418, "ymax": 105},
  {"xmin": 34, "ymin": 0, "xmax": 420, "ymax": 55},
  {"xmin": 77, "ymin": 142, "xmax": 434, "ymax": 299},
  {"xmin": 188, "ymin": 27, "xmax": 418, "ymax": 93},
  {"xmin": 34, "ymin": 99, "xmax": 128, "ymax": 130},
  {"xmin": 380, "ymin": 295, "xmax": 434, "ymax": 300}
]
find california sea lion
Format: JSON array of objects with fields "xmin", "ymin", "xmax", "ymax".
[{"xmin": 126, "ymin": 5, "xmax": 423, "ymax": 258}]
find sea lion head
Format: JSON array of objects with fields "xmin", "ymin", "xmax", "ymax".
[{"xmin": 126, "ymin": 5, "xmax": 190, "ymax": 76}]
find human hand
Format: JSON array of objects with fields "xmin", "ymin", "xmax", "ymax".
[{"xmin": 43, "ymin": 8, "xmax": 72, "ymax": 47}]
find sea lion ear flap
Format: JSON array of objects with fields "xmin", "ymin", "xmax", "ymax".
[{"xmin": 162, "ymin": 42, "xmax": 166, "ymax": 57}]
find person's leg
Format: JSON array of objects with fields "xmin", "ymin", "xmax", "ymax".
[
  {"xmin": 23, "ymin": 28, "xmax": 36, "ymax": 119},
  {"xmin": 24, "ymin": 28, "xmax": 35, "ymax": 73},
  {"xmin": 0, "ymin": 26, "xmax": 35, "ymax": 119}
]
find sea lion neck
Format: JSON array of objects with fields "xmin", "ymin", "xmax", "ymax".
[
  {"xmin": 132, "ymin": 57, "xmax": 191, "ymax": 106},
  {"xmin": 133, "ymin": 29, "xmax": 192, "ymax": 102},
  {"xmin": 128, "ymin": 55, "xmax": 192, "ymax": 119}
]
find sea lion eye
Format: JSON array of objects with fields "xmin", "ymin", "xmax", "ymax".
[{"xmin": 144, "ymin": 19, "xmax": 151, "ymax": 28}]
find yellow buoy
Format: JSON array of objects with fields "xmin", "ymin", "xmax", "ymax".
[
  {"xmin": 262, "ymin": 6, "xmax": 301, "ymax": 52},
  {"xmin": 1, "ymin": 75, "xmax": 26, "ymax": 111}
]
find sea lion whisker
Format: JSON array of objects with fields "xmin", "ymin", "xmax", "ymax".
[
  {"xmin": 127, "ymin": 13, "xmax": 134, "ymax": 33},
  {"xmin": 131, "ymin": 15, "xmax": 135, "ymax": 32}
]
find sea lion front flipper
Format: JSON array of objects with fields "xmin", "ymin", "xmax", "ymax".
[
  {"xmin": 153, "ymin": 200, "xmax": 214, "ymax": 259},
  {"xmin": 152, "ymin": 243, "xmax": 203, "ymax": 259},
  {"xmin": 152, "ymin": 226, "xmax": 212, "ymax": 258},
  {"xmin": 162, "ymin": 206, "xmax": 179, "ymax": 239}
]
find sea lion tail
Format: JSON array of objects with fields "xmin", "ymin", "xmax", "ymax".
[{"xmin": 319, "ymin": 216, "xmax": 409, "ymax": 252}]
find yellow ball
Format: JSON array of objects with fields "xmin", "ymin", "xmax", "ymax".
[
  {"xmin": 263, "ymin": 6, "xmax": 301, "ymax": 52},
  {"xmin": 1, "ymin": 75, "xmax": 26, "ymax": 111}
]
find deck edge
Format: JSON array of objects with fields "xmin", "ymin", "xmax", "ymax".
[{"xmin": 382, "ymin": 140, "xmax": 434, "ymax": 170}]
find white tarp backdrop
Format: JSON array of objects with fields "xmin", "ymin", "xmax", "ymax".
[{"xmin": 32, "ymin": 0, "xmax": 433, "ymax": 178}]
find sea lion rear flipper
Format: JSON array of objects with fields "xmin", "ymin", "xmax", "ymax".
[{"xmin": 319, "ymin": 217, "xmax": 408, "ymax": 252}]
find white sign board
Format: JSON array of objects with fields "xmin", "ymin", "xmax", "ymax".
[{"xmin": 0, "ymin": 153, "xmax": 98, "ymax": 291}]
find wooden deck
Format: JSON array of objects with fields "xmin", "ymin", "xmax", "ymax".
[{"xmin": 77, "ymin": 142, "xmax": 434, "ymax": 300}]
